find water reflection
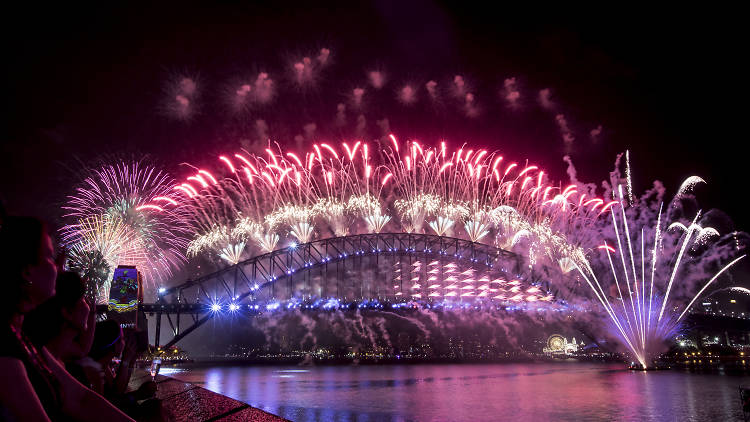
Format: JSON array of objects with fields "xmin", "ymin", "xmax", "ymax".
[
  {"xmin": 156, "ymin": 367, "xmax": 186, "ymax": 376},
  {"xmin": 172, "ymin": 363, "xmax": 748, "ymax": 421}
]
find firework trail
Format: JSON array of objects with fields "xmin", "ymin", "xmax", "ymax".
[
  {"xmin": 61, "ymin": 161, "xmax": 191, "ymax": 297},
  {"xmin": 145, "ymin": 136, "xmax": 614, "ymax": 278},
  {"xmin": 575, "ymin": 182, "xmax": 745, "ymax": 367},
  {"xmin": 390, "ymin": 258, "xmax": 552, "ymax": 302}
]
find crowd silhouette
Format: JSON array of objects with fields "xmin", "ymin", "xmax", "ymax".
[{"xmin": 0, "ymin": 214, "xmax": 159, "ymax": 421}]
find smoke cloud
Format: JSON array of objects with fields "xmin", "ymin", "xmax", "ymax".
[
  {"xmin": 255, "ymin": 119, "xmax": 269, "ymax": 145},
  {"xmin": 555, "ymin": 114, "xmax": 575, "ymax": 153},
  {"xmin": 399, "ymin": 85, "xmax": 417, "ymax": 105},
  {"xmin": 538, "ymin": 88, "xmax": 553, "ymax": 110},
  {"xmin": 452, "ymin": 75, "xmax": 467, "ymax": 98},
  {"xmin": 425, "ymin": 80, "xmax": 438, "ymax": 100},
  {"xmin": 317, "ymin": 48, "xmax": 331, "ymax": 65},
  {"xmin": 356, "ymin": 114, "xmax": 367, "ymax": 136},
  {"xmin": 376, "ymin": 118, "xmax": 390, "ymax": 137},
  {"xmin": 192, "ymin": 307, "xmax": 591, "ymax": 359},
  {"xmin": 503, "ymin": 77, "xmax": 520, "ymax": 108},
  {"xmin": 163, "ymin": 75, "xmax": 200, "ymax": 121},
  {"xmin": 368, "ymin": 71, "xmax": 386, "ymax": 89},
  {"xmin": 352, "ymin": 87, "xmax": 365, "ymax": 108},
  {"xmin": 590, "ymin": 125, "xmax": 603, "ymax": 143},
  {"xmin": 335, "ymin": 103, "xmax": 347, "ymax": 126}
]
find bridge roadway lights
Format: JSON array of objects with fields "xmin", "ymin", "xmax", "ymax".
[
  {"xmin": 141, "ymin": 303, "xmax": 209, "ymax": 313},
  {"xmin": 146, "ymin": 301, "xmax": 450, "ymax": 346}
]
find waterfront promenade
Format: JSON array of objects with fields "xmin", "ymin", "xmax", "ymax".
[{"xmin": 128, "ymin": 370, "xmax": 286, "ymax": 421}]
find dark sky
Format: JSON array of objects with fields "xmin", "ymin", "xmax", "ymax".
[{"xmin": 3, "ymin": 3, "xmax": 747, "ymax": 231}]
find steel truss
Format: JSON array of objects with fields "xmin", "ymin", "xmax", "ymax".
[{"xmin": 145, "ymin": 233, "xmax": 524, "ymax": 349}]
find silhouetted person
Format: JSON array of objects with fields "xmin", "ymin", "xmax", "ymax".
[
  {"xmin": 24, "ymin": 271, "xmax": 97, "ymax": 363},
  {"xmin": 0, "ymin": 216, "xmax": 133, "ymax": 421},
  {"xmin": 81, "ymin": 319, "xmax": 157, "ymax": 416}
]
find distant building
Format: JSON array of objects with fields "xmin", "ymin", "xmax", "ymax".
[{"xmin": 543, "ymin": 334, "xmax": 581, "ymax": 355}]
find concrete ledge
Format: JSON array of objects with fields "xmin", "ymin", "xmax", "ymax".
[{"xmin": 127, "ymin": 370, "xmax": 286, "ymax": 421}]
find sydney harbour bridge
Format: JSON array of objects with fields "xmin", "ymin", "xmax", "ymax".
[{"xmin": 140, "ymin": 232, "xmax": 550, "ymax": 350}]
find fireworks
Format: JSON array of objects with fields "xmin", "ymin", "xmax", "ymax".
[
  {"xmin": 187, "ymin": 224, "xmax": 248, "ymax": 265},
  {"xmin": 146, "ymin": 136, "xmax": 612, "ymax": 278},
  {"xmin": 130, "ymin": 135, "xmax": 746, "ymax": 356},
  {"xmin": 575, "ymin": 183, "xmax": 745, "ymax": 367},
  {"xmin": 393, "ymin": 259, "xmax": 552, "ymax": 302},
  {"xmin": 62, "ymin": 162, "xmax": 190, "ymax": 296}
]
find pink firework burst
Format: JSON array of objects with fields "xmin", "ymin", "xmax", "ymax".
[{"xmin": 61, "ymin": 161, "xmax": 190, "ymax": 291}]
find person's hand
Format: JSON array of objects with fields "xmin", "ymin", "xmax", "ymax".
[
  {"xmin": 85, "ymin": 296, "xmax": 97, "ymax": 329},
  {"xmin": 75, "ymin": 296, "xmax": 98, "ymax": 357},
  {"xmin": 55, "ymin": 247, "xmax": 68, "ymax": 272}
]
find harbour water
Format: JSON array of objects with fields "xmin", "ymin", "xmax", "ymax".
[{"xmin": 167, "ymin": 362, "xmax": 748, "ymax": 421}]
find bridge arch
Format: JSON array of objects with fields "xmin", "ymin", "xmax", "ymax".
[
  {"xmin": 147, "ymin": 233, "xmax": 533, "ymax": 349},
  {"xmin": 162, "ymin": 233, "xmax": 524, "ymax": 302}
]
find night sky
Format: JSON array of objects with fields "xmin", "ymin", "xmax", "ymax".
[{"xmin": 4, "ymin": 3, "xmax": 747, "ymax": 232}]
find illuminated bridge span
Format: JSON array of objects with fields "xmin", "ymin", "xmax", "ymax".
[{"xmin": 145, "ymin": 233, "xmax": 546, "ymax": 349}]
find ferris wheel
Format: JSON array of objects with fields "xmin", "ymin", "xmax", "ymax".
[{"xmin": 546, "ymin": 334, "xmax": 566, "ymax": 352}]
